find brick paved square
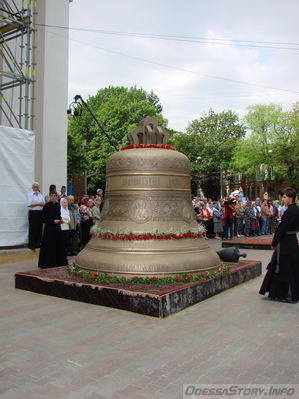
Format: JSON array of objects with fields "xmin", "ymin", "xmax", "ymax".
[{"xmin": 1, "ymin": 240, "xmax": 299, "ymax": 398}]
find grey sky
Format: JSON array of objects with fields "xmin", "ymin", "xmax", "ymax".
[{"xmin": 66, "ymin": 0, "xmax": 299, "ymax": 131}]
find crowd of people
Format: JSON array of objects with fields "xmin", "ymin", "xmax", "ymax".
[
  {"xmin": 192, "ymin": 188, "xmax": 299, "ymax": 302},
  {"xmin": 28, "ymin": 182, "xmax": 296, "ymax": 262},
  {"xmin": 27, "ymin": 183, "xmax": 299, "ymax": 302},
  {"xmin": 27, "ymin": 183, "xmax": 104, "ymax": 268},
  {"xmin": 192, "ymin": 195, "xmax": 289, "ymax": 240}
]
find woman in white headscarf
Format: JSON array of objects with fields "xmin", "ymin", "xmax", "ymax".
[{"xmin": 60, "ymin": 198, "xmax": 70, "ymax": 253}]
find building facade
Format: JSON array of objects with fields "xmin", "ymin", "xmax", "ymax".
[{"xmin": 0, "ymin": 0, "xmax": 69, "ymax": 196}]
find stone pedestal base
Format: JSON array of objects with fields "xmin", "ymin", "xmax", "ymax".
[
  {"xmin": 15, "ymin": 260, "xmax": 261, "ymax": 318},
  {"xmin": 222, "ymin": 238, "xmax": 272, "ymax": 250}
]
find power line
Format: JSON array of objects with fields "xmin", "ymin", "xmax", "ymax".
[
  {"xmin": 36, "ymin": 23, "xmax": 299, "ymax": 51},
  {"xmin": 61, "ymin": 32, "xmax": 299, "ymax": 94},
  {"xmin": 42, "ymin": 25, "xmax": 299, "ymax": 96},
  {"xmin": 159, "ymin": 92, "xmax": 299, "ymax": 100}
]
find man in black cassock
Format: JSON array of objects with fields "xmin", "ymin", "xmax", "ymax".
[
  {"xmin": 259, "ymin": 187, "xmax": 299, "ymax": 303},
  {"xmin": 38, "ymin": 192, "xmax": 68, "ymax": 268}
]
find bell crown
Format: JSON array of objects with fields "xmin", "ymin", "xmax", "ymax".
[{"xmin": 128, "ymin": 117, "xmax": 169, "ymax": 145}]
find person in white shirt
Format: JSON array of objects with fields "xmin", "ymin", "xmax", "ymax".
[{"xmin": 27, "ymin": 182, "xmax": 45, "ymax": 250}]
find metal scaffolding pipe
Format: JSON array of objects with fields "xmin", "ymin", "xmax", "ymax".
[{"xmin": 0, "ymin": 1, "xmax": 33, "ymax": 129}]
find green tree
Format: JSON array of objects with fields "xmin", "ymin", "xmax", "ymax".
[
  {"xmin": 231, "ymin": 104, "xmax": 299, "ymax": 190},
  {"xmin": 68, "ymin": 86, "xmax": 166, "ymax": 191},
  {"xmin": 171, "ymin": 110, "xmax": 245, "ymax": 197}
]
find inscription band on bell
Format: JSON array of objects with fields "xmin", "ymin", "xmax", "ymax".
[
  {"xmin": 106, "ymin": 188, "xmax": 190, "ymax": 192},
  {"xmin": 106, "ymin": 171, "xmax": 189, "ymax": 177}
]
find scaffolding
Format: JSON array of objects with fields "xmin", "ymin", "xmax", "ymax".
[{"xmin": 0, "ymin": 0, "xmax": 35, "ymax": 129}]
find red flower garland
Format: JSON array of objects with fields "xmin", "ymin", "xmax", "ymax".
[
  {"xmin": 90, "ymin": 231, "xmax": 206, "ymax": 240},
  {"xmin": 120, "ymin": 144, "xmax": 176, "ymax": 151}
]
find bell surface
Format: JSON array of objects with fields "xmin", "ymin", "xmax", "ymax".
[{"xmin": 75, "ymin": 118, "xmax": 221, "ymax": 277}]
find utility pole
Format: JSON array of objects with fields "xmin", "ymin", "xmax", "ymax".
[{"xmin": 220, "ymin": 168, "xmax": 223, "ymax": 199}]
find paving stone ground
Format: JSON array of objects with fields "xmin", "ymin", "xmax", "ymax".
[{"xmin": 1, "ymin": 237, "xmax": 299, "ymax": 399}]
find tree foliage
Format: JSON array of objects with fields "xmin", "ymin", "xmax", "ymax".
[
  {"xmin": 170, "ymin": 109, "xmax": 245, "ymax": 197},
  {"xmin": 67, "ymin": 86, "xmax": 166, "ymax": 190},
  {"xmin": 230, "ymin": 104, "xmax": 299, "ymax": 190}
]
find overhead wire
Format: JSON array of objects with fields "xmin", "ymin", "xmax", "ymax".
[
  {"xmin": 37, "ymin": 22, "xmax": 299, "ymax": 96},
  {"xmin": 38, "ymin": 23, "xmax": 299, "ymax": 104},
  {"xmin": 158, "ymin": 92, "xmax": 299, "ymax": 100},
  {"xmin": 57, "ymin": 31, "xmax": 299, "ymax": 94},
  {"xmin": 36, "ymin": 23, "xmax": 299, "ymax": 51}
]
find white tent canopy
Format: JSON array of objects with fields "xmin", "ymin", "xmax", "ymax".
[{"xmin": 0, "ymin": 126, "xmax": 35, "ymax": 247}]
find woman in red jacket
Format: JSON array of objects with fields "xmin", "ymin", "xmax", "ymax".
[{"xmin": 200, "ymin": 204, "xmax": 213, "ymax": 238}]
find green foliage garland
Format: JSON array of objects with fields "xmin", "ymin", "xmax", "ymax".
[{"xmin": 66, "ymin": 263, "xmax": 231, "ymax": 285}]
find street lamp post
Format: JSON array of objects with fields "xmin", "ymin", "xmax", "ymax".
[
  {"xmin": 68, "ymin": 95, "xmax": 118, "ymax": 151},
  {"xmin": 220, "ymin": 167, "xmax": 223, "ymax": 199},
  {"xmin": 67, "ymin": 95, "xmax": 118, "ymax": 195},
  {"xmin": 80, "ymin": 141, "xmax": 88, "ymax": 195},
  {"xmin": 195, "ymin": 156, "xmax": 202, "ymax": 196}
]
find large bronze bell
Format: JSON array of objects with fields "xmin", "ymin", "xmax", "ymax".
[{"xmin": 76, "ymin": 117, "xmax": 221, "ymax": 277}]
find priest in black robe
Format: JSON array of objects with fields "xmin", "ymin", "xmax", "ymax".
[
  {"xmin": 38, "ymin": 192, "xmax": 68, "ymax": 268},
  {"xmin": 259, "ymin": 187, "xmax": 299, "ymax": 303}
]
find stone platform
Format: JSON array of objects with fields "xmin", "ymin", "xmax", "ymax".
[
  {"xmin": 15, "ymin": 260, "xmax": 261, "ymax": 318},
  {"xmin": 222, "ymin": 238, "xmax": 273, "ymax": 250}
]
